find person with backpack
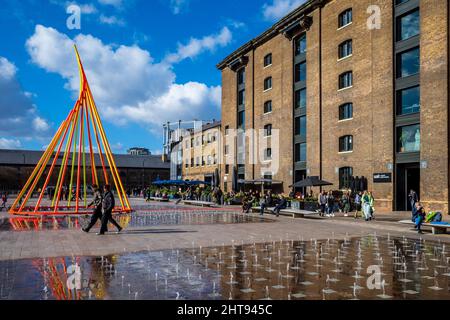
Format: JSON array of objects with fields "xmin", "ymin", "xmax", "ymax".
[
  {"xmin": 414, "ymin": 202, "xmax": 426, "ymax": 234},
  {"xmin": 98, "ymin": 185, "xmax": 122, "ymax": 235},
  {"xmin": 326, "ymin": 191, "xmax": 335, "ymax": 217},
  {"xmin": 82, "ymin": 185, "xmax": 103, "ymax": 233}
]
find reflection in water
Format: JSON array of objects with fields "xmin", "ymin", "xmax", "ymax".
[
  {"xmin": 1, "ymin": 235, "xmax": 449, "ymax": 300},
  {"xmin": 2, "ymin": 211, "xmax": 272, "ymax": 232}
]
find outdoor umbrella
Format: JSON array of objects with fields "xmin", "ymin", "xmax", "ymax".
[{"xmin": 290, "ymin": 176, "xmax": 333, "ymax": 188}]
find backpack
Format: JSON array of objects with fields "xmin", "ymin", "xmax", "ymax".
[{"xmin": 425, "ymin": 211, "xmax": 443, "ymax": 223}]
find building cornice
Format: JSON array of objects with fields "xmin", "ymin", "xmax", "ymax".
[{"xmin": 216, "ymin": 0, "xmax": 327, "ymax": 70}]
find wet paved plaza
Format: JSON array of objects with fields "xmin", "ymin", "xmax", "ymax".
[
  {"xmin": 1, "ymin": 235, "xmax": 449, "ymax": 300},
  {"xmin": 0, "ymin": 199, "xmax": 449, "ymax": 300}
]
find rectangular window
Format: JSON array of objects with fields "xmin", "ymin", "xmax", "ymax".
[
  {"xmin": 237, "ymin": 68, "xmax": 245, "ymax": 85},
  {"xmin": 191, "ymin": 158, "xmax": 194, "ymax": 167},
  {"xmin": 224, "ymin": 145, "xmax": 229, "ymax": 155},
  {"xmin": 339, "ymin": 71, "xmax": 353, "ymax": 89},
  {"xmin": 295, "ymin": 143, "xmax": 307, "ymax": 162},
  {"xmin": 264, "ymin": 148, "xmax": 272, "ymax": 160},
  {"xmin": 398, "ymin": 124, "xmax": 420, "ymax": 152},
  {"xmin": 339, "ymin": 167, "xmax": 353, "ymax": 189},
  {"xmin": 397, "ymin": 9, "xmax": 420, "ymax": 41},
  {"xmin": 397, "ymin": 47, "xmax": 420, "ymax": 78},
  {"xmin": 225, "ymin": 164, "xmax": 230, "ymax": 174},
  {"xmin": 264, "ymin": 124, "xmax": 272, "ymax": 137},
  {"xmin": 264, "ymin": 54, "xmax": 272, "ymax": 67},
  {"xmin": 339, "ymin": 135, "xmax": 353, "ymax": 152},
  {"xmin": 237, "ymin": 111, "xmax": 245, "ymax": 129},
  {"xmin": 225, "ymin": 125, "xmax": 230, "ymax": 135},
  {"xmin": 263, "ymin": 173, "xmax": 273, "ymax": 180},
  {"xmin": 238, "ymin": 89, "xmax": 245, "ymax": 106},
  {"xmin": 264, "ymin": 77, "xmax": 272, "ymax": 91},
  {"xmin": 339, "ymin": 103, "xmax": 353, "ymax": 120},
  {"xmin": 295, "ymin": 89, "xmax": 307, "ymax": 109},
  {"xmin": 295, "ymin": 116, "xmax": 306, "ymax": 136},
  {"xmin": 397, "ymin": 86, "xmax": 420, "ymax": 115},
  {"xmin": 295, "ymin": 62, "xmax": 306, "ymax": 83},
  {"xmin": 264, "ymin": 101, "xmax": 272, "ymax": 113},
  {"xmin": 295, "ymin": 34, "xmax": 307, "ymax": 55}
]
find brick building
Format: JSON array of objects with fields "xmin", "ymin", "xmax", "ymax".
[
  {"xmin": 182, "ymin": 121, "xmax": 222, "ymax": 184},
  {"xmin": 217, "ymin": 0, "xmax": 449, "ymax": 212}
]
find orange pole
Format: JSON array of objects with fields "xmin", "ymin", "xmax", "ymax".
[
  {"xmin": 34, "ymin": 110, "xmax": 75, "ymax": 211},
  {"xmin": 17, "ymin": 119, "xmax": 68, "ymax": 213},
  {"xmin": 10, "ymin": 120, "xmax": 66, "ymax": 213},
  {"xmin": 75, "ymin": 102, "xmax": 84, "ymax": 212},
  {"xmin": 54, "ymin": 106, "xmax": 81, "ymax": 212},
  {"xmin": 84, "ymin": 98, "xmax": 98, "ymax": 184}
]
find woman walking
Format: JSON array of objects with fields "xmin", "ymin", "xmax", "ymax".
[
  {"xmin": 362, "ymin": 191, "xmax": 372, "ymax": 221},
  {"xmin": 354, "ymin": 192, "xmax": 362, "ymax": 219}
]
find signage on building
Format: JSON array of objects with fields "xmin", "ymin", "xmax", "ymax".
[{"xmin": 373, "ymin": 173, "xmax": 392, "ymax": 183}]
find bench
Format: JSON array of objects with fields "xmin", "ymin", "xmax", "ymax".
[
  {"xmin": 182, "ymin": 200, "xmax": 217, "ymax": 207},
  {"xmin": 148, "ymin": 197, "xmax": 170, "ymax": 202},
  {"xmin": 251, "ymin": 207, "xmax": 319, "ymax": 218},
  {"xmin": 399, "ymin": 220, "xmax": 450, "ymax": 235}
]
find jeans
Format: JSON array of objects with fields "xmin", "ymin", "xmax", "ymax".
[
  {"xmin": 415, "ymin": 215, "xmax": 424, "ymax": 231},
  {"xmin": 260, "ymin": 204, "xmax": 266, "ymax": 215}
]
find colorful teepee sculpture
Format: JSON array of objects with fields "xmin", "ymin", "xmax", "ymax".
[{"xmin": 9, "ymin": 46, "xmax": 132, "ymax": 215}]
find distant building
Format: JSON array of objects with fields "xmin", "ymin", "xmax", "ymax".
[
  {"xmin": 127, "ymin": 147, "xmax": 151, "ymax": 156},
  {"xmin": 0, "ymin": 149, "xmax": 170, "ymax": 192}
]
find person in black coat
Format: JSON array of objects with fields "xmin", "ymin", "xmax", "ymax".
[
  {"xmin": 98, "ymin": 185, "xmax": 122, "ymax": 235},
  {"xmin": 272, "ymin": 194, "xmax": 287, "ymax": 217},
  {"xmin": 82, "ymin": 185, "xmax": 103, "ymax": 233}
]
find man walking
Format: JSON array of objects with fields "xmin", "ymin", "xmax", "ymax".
[
  {"xmin": 98, "ymin": 185, "xmax": 122, "ymax": 235},
  {"xmin": 82, "ymin": 185, "xmax": 103, "ymax": 233}
]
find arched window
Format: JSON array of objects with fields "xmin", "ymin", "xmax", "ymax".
[
  {"xmin": 339, "ymin": 135, "xmax": 353, "ymax": 152},
  {"xmin": 338, "ymin": 8, "xmax": 353, "ymax": 28},
  {"xmin": 339, "ymin": 71, "xmax": 353, "ymax": 89},
  {"xmin": 338, "ymin": 39, "xmax": 353, "ymax": 59},
  {"xmin": 339, "ymin": 103, "xmax": 353, "ymax": 120}
]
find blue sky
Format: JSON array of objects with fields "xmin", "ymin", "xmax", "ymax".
[{"xmin": 0, "ymin": 0, "xmax": 306, "ymax": 154}]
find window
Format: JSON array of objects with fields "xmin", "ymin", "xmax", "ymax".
[
  {"xmin": 264, "ymin": 77, "xmax": 272, "ymax": 91},
  {"xmin": 264, "ymin": 148, "xmax": 272, "ymax": 161},
  {"xmin": 224, "ymin": 145, "xmax": 229, "ymax": 155},
  {"xmin": 397, "ymin": 9, "xmax": 420, "ymax": 41},
  {"xmin": 398, "ymin": 124, "xmax": 420, "ymax": 152},
  {"xmin": 263, "ymin": 172, "xmax": 273, "ymax": 180},
  {"xmin": 339, "ymin": 167, "xmax": 353, "ymax": 189},
  {"xmin": 264, "ymin": 101, "xmax": 272, "ymax": 113},
  {"xmin": 339, "ymin": 135, "xmax": 353, "ymax": 152},
  {"xmin": 338, "ymin": 9, "xmax": 352, "ymax": 28},
  {"xmin": 397, "ymin": 47, "xmax": 420, "ymax": 78},
  {"xmin": 339, "ymin": 103, "xmax": 353, "ymax": 120},
  {"xmin": 190, "ymin": 138, "xmax": 194, "ymax": 148},
  {"xmin": 225, "ymin": 164, "xmax": 230, "ymax": 174},
  {"xmin": 237, "ymin": 68, "xmax": 245, "ymax": 85},
  {"xmin": 396, "ymin": 0, "xmax": 409, "ymax": 4},
  {"xmin": 338, "ymin": 40, "xmax": 353, "ymax": 59},
  {"xmin": 237, "ymin": 111, "xmax": 245, "ymax": 129},
  {"xmin": 295, "ymin": 62, "xmax": 306, "ymax": 83},
  {"xmin": 397, "ymin": 86, "xmax": 420, "ymax": 115},
  {"xmin": 295, "ymin": 143, "xmax": 307, "ymax": 162},
  {"xmin": 264, "ymin": 53, "xmax": 272, "ymax": 67},
  {"xmin": 225, "ymin": 125, "xmax": 230, "ymax": 135},
  {"xmin": 191, "ymin": 158, "xmax": 194, "ymax": 167},
  {"xmin": 264, "ymin": 124, "xmax": 272, "ymax": 137},
  {"xmin": 196, "ymin": 157, "xmax": 200, "ymax": 167},
  {"xmin": 339, "ymin": 71, "xmax": 353, "ymax": 89},
  {"xmin": 295, "ymin": 116, "xmax": 306, "ymax": 137},
  {"xmin": 295, "ymin": 34, "xmax": 307, "ymax": 55},
  {"xmin": 295, "ymin": 89, "xmax": 307, "ymax": 109},
  {"xmin": 238, "ymin": 89, "xmax": 245, "ymax": 105},
  {"xmin": 202, "ymin": 156, "xmax": 205, "ymax": 166}
]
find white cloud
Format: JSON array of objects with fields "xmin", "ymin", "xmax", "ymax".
[
  {"xmin": 170, "ymin": 0, "xmax": 189, "ymax": 14},
  {"xmin": 26, "ymin": 25, "xmax": 222, "ymax": 131},
  {"xmin": 0, "ymin": 138, "xmax": 22, "ymax": 150},
  {"xmin": 98, "ymin": 0, "xmax": 123, "ymax": 8},
  {"xmin": 262, "ymin": 0, "xmax": 306, "ymax": 21},
  {"xmin": 0, "ymin": 56, "xmax": 52, "ymax": 140},
  {"xmin": 164, "ymin": 27, "xmax": 232, "ymax": 64},
  {"xmin": 99, "ymin": 14, "xmax": 125, "ymax": 26}
]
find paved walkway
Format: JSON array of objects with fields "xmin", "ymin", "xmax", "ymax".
[{"xmin": 0, "ymin": 199, "xmax": 448, "ymax": 261}]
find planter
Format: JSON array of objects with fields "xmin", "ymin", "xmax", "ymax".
[{"xmin": 304, "ymin": 202, "xmax": 319, "ymax": 212}]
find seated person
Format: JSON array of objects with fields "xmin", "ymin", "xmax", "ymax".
[
  {"xmin": 272, "ymin": 194, "xmax": 288, "ymax": 217},
  {"xmin": 414, "ymin": 202, "xmax": 426, "ymax": 234}
]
